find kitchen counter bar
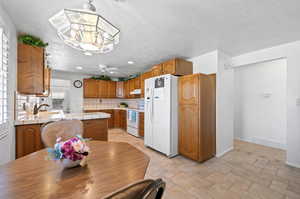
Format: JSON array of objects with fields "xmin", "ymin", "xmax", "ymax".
[
  {"xmin": 83, "ymin": 107, "xmax": 145, "ymax": 112},
  {"xmin": 15, "ymin": 112, "xmax": 111, "ymax": 126}
]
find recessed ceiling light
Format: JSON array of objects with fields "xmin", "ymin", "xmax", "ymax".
[
  {"xmin": 128, "ymin": 61, "xmax": 134, "ymax": 65},
  {"xmin": 109, "ymin": 71, "xmax": 115, "ymax": 74},
  {"xmin": 76, "ymin": 66, "xmax": 83, "ymax": 70},
  {"xmin": 84, "ymin": 52, "xmax": 93, "ymax": 56}
]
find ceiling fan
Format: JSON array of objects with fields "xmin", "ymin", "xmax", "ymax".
[{"xmin": 98, "ymin": 65, "xmax": 130, "ymax": 77}]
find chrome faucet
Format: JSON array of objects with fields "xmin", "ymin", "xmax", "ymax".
[{"xmin": 33, "ymin": 104, "xmax": 50, "ymax": 115}]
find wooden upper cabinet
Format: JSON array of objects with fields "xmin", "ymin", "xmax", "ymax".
[
  {"xmin": 107, "ymin": 81, "xmax": 116, "ymax": 98},
  {"xmin": 124, "ymin": 81, "xmax": 130, "ymax": 98},
  {"xmin": 129, "ymin": 79, "xmax": 135, "ymax": 98},
  {"xmin": 162, "ymin": 59, "xmax": 176, "ymax": 75},
  {"xmin": 36, "ymin": 67, "xmax": 51, "ymax": 97},
  {"xmin": 162, "ymin": 58, "xmax": 193, "ymax": 76},
  {"xmin": 83, "ymin": 79, "xmax": 99, "ymax": 98},
  {"xmin": 151, "ymin": 64, "xmax": 163, "ymax": 77},
  {"xmin": 140, "ymin": 71, "xmax": 153, "ymax": 98},
  {"xmin": 98, "ymin": 80, "xmax": 108, "ymax": 98},
  {"xmin": 116, "ymin": 81, "xmax": 124, "ymax": 98},
  {"xmin": 178, "ymin": 74, "xmax": 199, "ymax": 105},
  {"xmin": 134, "ymin": 77, "xmax": 141, "ymax": 89},
  {"xmin": 44, "ymin": 67, "xmax": 51, "ymax": 95},
  {"xmin": 84, "ymin": 79, "xmax": 117, "ymax": 99},
  {"xmin": 17, "ymin": 44, "xmax": 45, "ymax": 95}
]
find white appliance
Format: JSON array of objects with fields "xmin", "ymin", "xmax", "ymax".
[
  {"xmin": 127, "ymin": 109, "xmax": 139, "ymax": 137},
  {"xmin": 144, "ymin": 74, "xmax": 178, "ymax": 157}
]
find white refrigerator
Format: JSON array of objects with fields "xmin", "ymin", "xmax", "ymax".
[{"xmin": 144, "ymin": 74, "xmax": 178, "ymax": 157}]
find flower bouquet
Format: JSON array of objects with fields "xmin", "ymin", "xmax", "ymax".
[{"xmin": 47, "ymin": 135, "xmax": 90, "ymax": 169}]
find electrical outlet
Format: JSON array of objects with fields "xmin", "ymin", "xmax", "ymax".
[{"xmin": 296, "ymin": 98, "xmax": 300, "ymax": 106}]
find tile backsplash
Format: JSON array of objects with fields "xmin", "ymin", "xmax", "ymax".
[
  {"xmin": 83, "ymin": 98, "xmax": 144, "ymax": 110},
  {"xmin": 15, "ymin": 93, "xmax": 50, "ymax": 119}
]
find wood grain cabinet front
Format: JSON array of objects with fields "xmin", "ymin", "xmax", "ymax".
[
  {"xmin": 99, "ymin": 110, "xmax": 114, "ymax": 128},
  {"xmin": 119, "ymin": 110, "xmax": 127, "ymax": 130},
  {"xmin": 112, "ymin": 109, "xmax": 127, "ymax": 130},
  {"xmin": 140, "ymin": 71, "xmax": 153, "ymax": 98},
  {"xmin": 17, "ymin": 44, "xmax": 45, "ymax": 95},
  {"xmin": 178, "ymin": 74, "xmax": 216, "ymax": 162},
  {"xmin": 151, "ymin": 64, "xmax": 163, "ymax": 76},
  {"xmin": 16, "ymin": 124, "xmax": 44, "ymax": 159},
  {"xmin": 16, "ymin": 119, "xmax": 109, "ymax": 159},
  {"xmin": 83, "ymin": 79, "xmax": 99, "ymax": 98},
  {"xmin": 138, "ymin": 112, "xmax": 144, "ymax": 137},
  {"xmin": 116, "ymin": 81, "xmax": 124, "ymax": 98},
  {"xmin": 162, "ymin": 58, "xmax": 193, "ymax": 76},
  {"xmin": 179, "ymin": 104, "xmax": 199, "ymax": 160},
  {"xmin": 82, "ymin": 119, "xmax": 108, "ymax": 141},
  {"xmin": 178, "ymin": 74, "xmax": 199, "ymax": 105},
  {"xmin": 113, "ymin": 110, "xmax": 121, "ymax": 128}
]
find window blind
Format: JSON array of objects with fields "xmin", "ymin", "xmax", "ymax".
[{"xmin": 0, "ymin": 28, "xmax": 9, "ymax": 137}]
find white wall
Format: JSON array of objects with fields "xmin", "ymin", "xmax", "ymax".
[
  {"xmin": 234, "ymin": 59, "xmax": 287, "ymax": 150},
  {"xmin": 0, "ymin": 3, "xmax": 17, "ymax": 161},
  {"xmin": 216, "ymin": 51, "xmax": 234, "ymax": 157},
  {"xmin": 189, "ymin": 51, "xmax": 218, "ymax": 74},
  {"xmin": 232, "ymin": 41, "xmax": 300, "ymax": 168},
  {"xmin": 190, "ymin": 50, "xmax": 234, "ymax": 157},
  {"xmin": 52, "ymin": 70, "xmax": 89, "ymax": 113}
]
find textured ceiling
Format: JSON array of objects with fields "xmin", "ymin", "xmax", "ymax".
[{"xmin": 1, "ymin": 0, "xmax": 300, "ymax": 76}]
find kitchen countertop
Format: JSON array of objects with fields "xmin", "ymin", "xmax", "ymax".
[
  {"xmin": 15, "ymin": 111, "xmax": 111, "ymax": 126},
  {"xmin": 83, "ymin": 107, "xmax": 145, "ymax": 112}
]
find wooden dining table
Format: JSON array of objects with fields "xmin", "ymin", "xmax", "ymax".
[{"xmin": 0, "ymin": 141, "xmax": 150, "ymax": 199}]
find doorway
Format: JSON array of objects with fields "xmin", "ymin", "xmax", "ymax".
[{"xmin": 234, "ymin": 59, "xmax": 287, "ymax": 150}]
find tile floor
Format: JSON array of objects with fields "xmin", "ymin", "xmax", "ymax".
[{"xmin": 109, "ymin": 129, "xmax": 300, "ymax": 199}]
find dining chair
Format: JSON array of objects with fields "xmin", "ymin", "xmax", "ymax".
[
  {"xmin": 103, "ymin": 178, "xmax": 165, "ymax": 199},
  {"xmin": 41, "ymin": 120, "xmax": 83, "ymax": 147}
]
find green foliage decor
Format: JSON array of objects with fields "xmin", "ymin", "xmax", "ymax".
[
  {"xmin": 91, "ymin": 73, "xmax": 142, "ymax": 81},
  {"xmin": 90, "ymin": 75, "xmax": 111, "ymax": 81},
  {"xmin": 18, "ymin": 34, "xmax": 48, "ymax": 47},
  {"xmin": 120, "ymin": 102, "xmax": 128, "ymax": 107}
]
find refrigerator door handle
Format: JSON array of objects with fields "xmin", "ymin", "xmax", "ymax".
[{"xmin": 151, "ymin": 88, "xmax": 154, "ymax": 123}]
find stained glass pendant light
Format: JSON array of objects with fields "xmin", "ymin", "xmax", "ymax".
[{"xmin": 49, "ymin": 0, "xmax": 120, "ymax": 54}]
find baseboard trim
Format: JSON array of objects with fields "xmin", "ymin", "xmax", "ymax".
[
  {"xmin": 286, "ymin": 161, "xmax": 300, "ymax": 169},
  {"xmin": 216, "ymin": 146, "xmax": 234, "ymax": 158},
  {"xmin": 235, "ymin": 137, "xmax": 286, "ymax": 150}
]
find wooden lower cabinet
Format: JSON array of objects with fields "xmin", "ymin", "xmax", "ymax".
[
  {"xmin": 85, "ymin": 109, "xmax": 114, "ymax": 129},
  {"xmin": 15, "ymin": 119, "xmax": 108, "ymax": 159},
  {"xmin": 119, "ymin": 110, "xmax": 127, "ymax": 130},
  {"xmin": 113, "ymin": 110, "xmax": 121, "ymax": 128},
  {"xmin": 16, "ymin": 124, "xmax": 44, "ymax": 159},
  {"xmin": 99, "ymin": 110, "xmax": 114, "ymax": 128},
  {"xmin": 138, "ymin": 112, "xmax": 144, "ymax": 137},
  {"xmin": 179, "ymin": 104, "xmax": 199, "ymax": 160},
  {"xmin": 82, "ymin": 119, "xmax": 108, "ymax": 141},
  {"xmin": 113, "ymin": 109, "xmax": 127, "ymax": 130}
]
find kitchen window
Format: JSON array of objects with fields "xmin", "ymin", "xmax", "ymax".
[{"xmin": 0, "ymin": 28, "xmax": 9, "ymax": 134}]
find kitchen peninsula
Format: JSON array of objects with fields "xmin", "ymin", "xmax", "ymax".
[{"xmin": 15, "ymin": 111, "xmax": 111, "ymax": 158}]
